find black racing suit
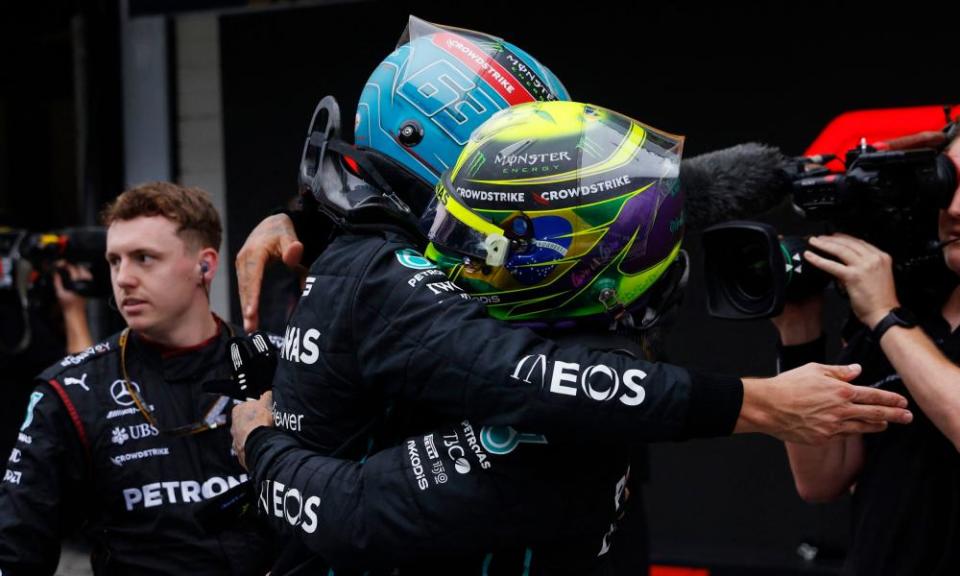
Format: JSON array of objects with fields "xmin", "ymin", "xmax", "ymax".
[
  {"xmin": 247, "ymin": 228, "xmax": 744, "ymax": 574},
  {"xmin": 0, "ymin": 323, "xmax": 275, "ymax": 576}
]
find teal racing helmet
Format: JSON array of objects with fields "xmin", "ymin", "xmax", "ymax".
[{"xmin": 355, "ymin": 16, "xmax": 571, "ymax": 187}]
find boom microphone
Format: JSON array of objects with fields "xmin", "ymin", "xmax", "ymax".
[{"xmin": 680, "ymin": 143, "xmax": 793, "ymax": 231}]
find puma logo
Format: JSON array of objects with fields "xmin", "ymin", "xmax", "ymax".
[{"xmin": 64, "ymin": 374, "xmax": 89, "ymax": 392}]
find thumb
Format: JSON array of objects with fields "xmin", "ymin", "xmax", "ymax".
[
  {"xmin": 242, "ymin": 304, "xmax": 260, "ymax": 334},
  {"xmin": 823, "ymin": 363, "xmax": 862, "ymax": 382},
  {"xmin": 281, "ymin": 240, "xmax": 305, "ymax": 270}
]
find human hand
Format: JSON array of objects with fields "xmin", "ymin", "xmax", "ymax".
[
  {"xmin": 804, "ymin": 234, "xmax": 900, "ymax": 330},
  {"xmin": 53, "ymin": 261, "xmax": 92, "ymax": 314},
  {"xmin": 236, "ymin": 214, "xmax": 304, "ymax": 332},
  {"xmin": 738, "ymin": 362, "xmax": 912, "ymax": 444},
  {"xmin": 230, "ymin": 391, "xmax": 274, "ymax": 470}
]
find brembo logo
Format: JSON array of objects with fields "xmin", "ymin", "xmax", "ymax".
[{"xmin": 510, "ymin": 354, "xmax": 647, "ymax": 406}]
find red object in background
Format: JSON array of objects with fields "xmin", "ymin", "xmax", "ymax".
[
  {"xmin": 651, "ymin": 566, "xmax": 710, "ymax": 576},
  {"xmin": 804, "ymin": 105, "xmax": 959, "ymax": 171}
]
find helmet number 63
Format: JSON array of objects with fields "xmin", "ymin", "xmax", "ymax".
[{"xmin": 398, "ymin": 60, "xmax": 500, "ymax": 146}]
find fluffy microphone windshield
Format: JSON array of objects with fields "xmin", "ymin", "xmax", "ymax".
[{"xmin": 680, "ymin": 142, "xmax": 793, "ymax": 231}]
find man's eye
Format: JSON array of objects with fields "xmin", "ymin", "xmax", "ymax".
[{"xmin": 137, "ymin": 254, "xmax": 154, "ymax": 264}]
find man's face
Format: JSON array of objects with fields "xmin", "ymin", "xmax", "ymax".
[
  {"xmin": 939, "ymin": 199, "xmax": 960, "ymax": 275},
  {"xmin": 106, "ymin": 216, "xmax": 204, "ymax": 338},
  {"xmin": 940, "ymin": 143, "xmax": 960, "ymax": 275}
]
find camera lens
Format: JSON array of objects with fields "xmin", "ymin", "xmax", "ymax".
[
  {"xmin": 703, "ymin": 221, "xmax": 787, "ymax": 319},
  {"xmin": 727, "ymin": 240, "xmax": 772, "ymax": 303}
]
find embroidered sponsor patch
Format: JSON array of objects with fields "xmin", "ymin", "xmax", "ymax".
[{"xmin": 395, "ymin": 249, "xmax": 437, "ymax": 270}]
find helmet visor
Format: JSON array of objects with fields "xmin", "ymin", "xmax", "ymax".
[{"xmin": 422, "ymin": 174, "xmax": 510, "ymax": 265}]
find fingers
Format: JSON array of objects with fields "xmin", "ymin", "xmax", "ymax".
[
  {"xmin": 847, "ymin": 384, "xmax": 910, "ymax": 409},
  {"xmin": 60, "ymin": 262, "xmax": 93, "ymax": 282},
  {"xmin": 842, "ymin": 401, "xmax": 913, "ymax": 424},
  {"xmin": 803, "ymin": 249, "xmax": 847, "ymax": 278},
  {"xmin": 230, "ymin": 399, "xmax": 271, "ymax": 470},
  {"xmin": 229, "ymin": 405, "xmax": 246, "ymax": 469},
  {"xmin": 820, "ymin": 363, "xmax": 862, "ymax": 382},
  {"xmin": 52, "ymin": 266, "xmax": 65, "ymax": 292},
  {"xmin": 237, "ymin": 214, "xmax": 301, "ymax": 332},
  {"xmin": 52, "ymin": 267, "xmax": 80, "ymax": 307},
  {"xmin": 808, "ymin": 235, "xmax": 864, "ymax": 264},
  {"xmin": 72, "ymin": 265, "xmax": 93, "ymax": 281},
  {"xmin": 809, "ymin": 234, "xmax": 891, "ymax": 268},
  {"xmin": 234, "ymin": 437, "xmax": 247, "ymax": 470},
  {"xmin": 237, "ymin": 250, "xmax": 266, "ymax": 332},
  {"xmin": 836, "ymin": 420, "xmax": 889, "ymax": 435},
  {"xmin": 281, "ymin": 240, "xmax": 305, "ymax": 270}
]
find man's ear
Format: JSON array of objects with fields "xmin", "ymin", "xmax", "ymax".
[{"xmin": 198, "ymin": 247, "xmax": 219, "ymax": 282}]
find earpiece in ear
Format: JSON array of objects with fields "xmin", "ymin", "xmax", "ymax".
[{"xmin": 200, "ymin": 261, "xmax": 210, "ymax": 277}]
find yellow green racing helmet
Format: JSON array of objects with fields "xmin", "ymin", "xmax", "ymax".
[{"xmin": 420, "ymin": 101, "xmax": 688, "ymax": 326}]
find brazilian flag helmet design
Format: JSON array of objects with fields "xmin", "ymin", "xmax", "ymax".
[{"xmin": 421, "ymin": 101, "xmax": 687, "ymax": 326}]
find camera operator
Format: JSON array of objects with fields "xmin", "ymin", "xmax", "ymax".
[
  {"xmin": 1, "ymin": 235, "xmax": 96, "ymax": 475},
  {"xmin": 777, "ymin": 137, "xmax": 960, "ymax": 575}
]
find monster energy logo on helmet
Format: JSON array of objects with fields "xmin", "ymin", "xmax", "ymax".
[{"xmin": 494, "ymin": 149, "xmax": 572, "ymax": 168}]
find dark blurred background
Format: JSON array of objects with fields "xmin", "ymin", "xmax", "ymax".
[{"xmin": 0, "ymin": 1, "xmax": 954, "ymax": 574}]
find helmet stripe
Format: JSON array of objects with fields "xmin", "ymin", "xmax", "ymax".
[{"xmin": 431, "ymin": 32, "xmax": 534, "ymax": 105}]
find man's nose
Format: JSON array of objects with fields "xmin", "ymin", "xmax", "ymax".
[{"xmin": 114, "ymin": 259, "xmax": 138, "ymax": 289}]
